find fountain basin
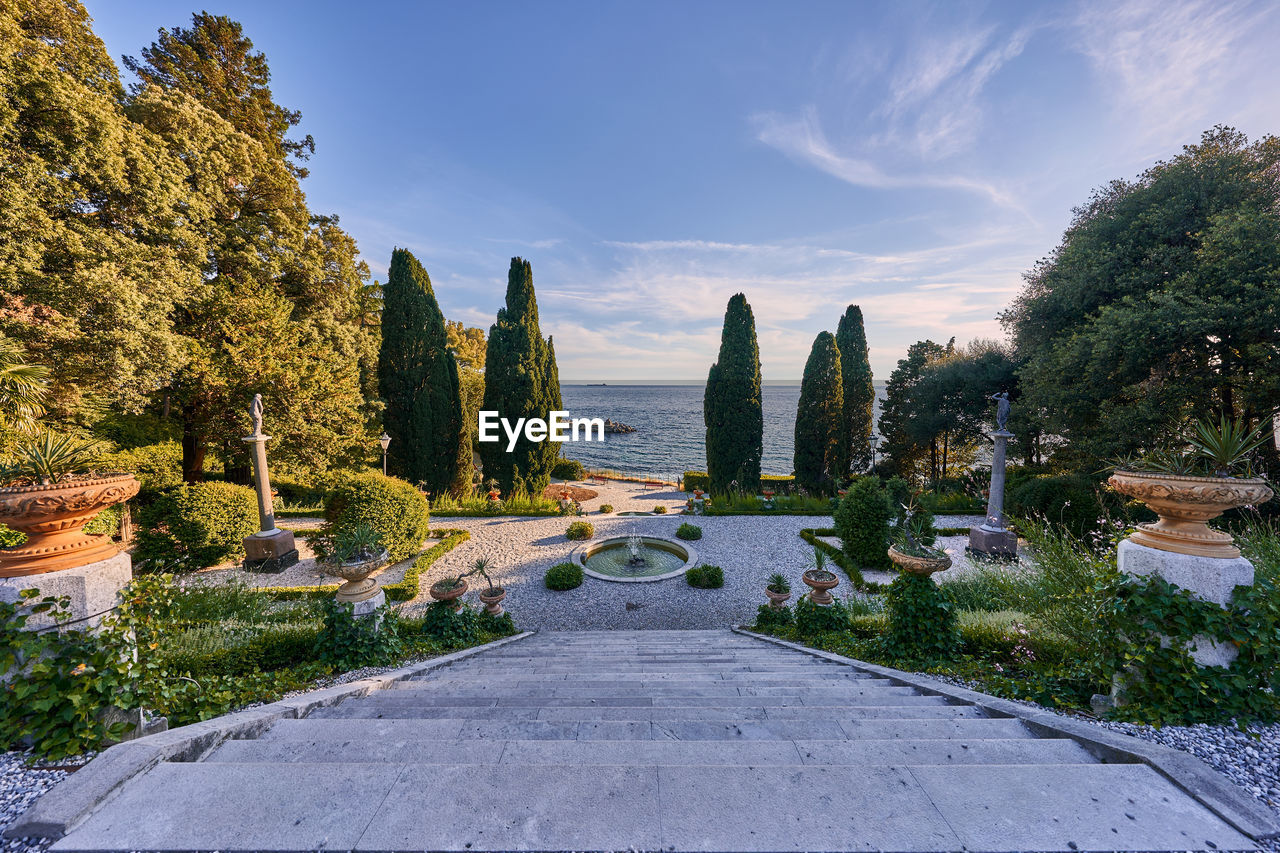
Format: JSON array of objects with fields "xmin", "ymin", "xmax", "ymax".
[{"xmin": 571, "ymin": 536, "xmax": 697, "ymax": 583}]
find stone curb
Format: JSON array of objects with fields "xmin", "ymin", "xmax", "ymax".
[
  {"xmin": 5, "ymin": 630, "xmax": 536, "ymax": 840},
  {"xmin": 733, "ymin": 626, "xmax": 1280, "ymax": 841}
]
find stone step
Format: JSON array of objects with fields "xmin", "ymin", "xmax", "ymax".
[
  {"xmin": 382, "ymin": 684, "xmax": 920, "ymax": 698},
  {"xmin": 289, "ymin": 703, "xmax": 989, "ymax": 722},
  {"xmin": 316, "ymin": 692, "xmax": 949, "ymax": 710},
  {"xmin": 416, "ymin": 671, "xmax": 885, "ymax": 684},
  {"xmin": 287, "ymin": 715, "xmax": 1036, "ymax": 741},
  {"xmin": 207, "ymin": 735, "xmax": 1098, "ymax": 767},
  {"xmin": 410, "ymin": 674, "xmax": 890, "ymax": 688},
  {"xmin": 50, "ymin": 762, "xmax": 1251, "ymax": 853},
  {"xmin": 435, "ymin": 664, "xmax": 849, "ymax": 674}
]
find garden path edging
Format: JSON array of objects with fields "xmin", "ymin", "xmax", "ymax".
[
  {"xmin": 4, "ymin": 630, "xmax": 536, "ymax": 841},
  {"xmin": 733, "ymin": 626, "xmax": 1280, "ymax": 841}
]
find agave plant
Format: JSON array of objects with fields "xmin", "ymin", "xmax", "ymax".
[
  {"xmin": 766, "ymin": 572, "xmax": 790, "ymax": 594},
  {"xmin": 1, "ymin": 432, "xmax": 103, "ymax": 486},
  {"xmin": 1189, "ymin": 415, "xmax": 1271, "ymax": 477},
  {"xmin": 314, "ymin": 523, "xmax": 385, "ymax": 565}
]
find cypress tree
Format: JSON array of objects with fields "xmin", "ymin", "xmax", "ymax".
[
  {"xmin": 835, "ymin": 305, "xmax": 875, "ymax": 475},
  {"xmin": 793, "ymin": 332, "xmax": 845, "ymax": 493},
  {"xmin": 480, "ymin": 258, "xmax": 563, "ymax": 495},
  {"xmin": 703, "ymin": 294, "xmax": 763, "ymax": 493},
  {"xmin": 377, "ymin": 248, "xmax": 465, "ymax": 495}
]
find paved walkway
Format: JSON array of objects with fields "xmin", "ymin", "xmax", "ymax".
[{"xmin": 42, "ymin": 631, "xmax": 1255, "ymax": 852}]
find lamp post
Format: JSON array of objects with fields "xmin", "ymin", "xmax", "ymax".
[
  {"xmin": 868, "ymin": 433, "xmax": 880, "ymax": 475},
  {"xmin": 379, "ymin": 432, "xmax": 391, "ymax": 476}
]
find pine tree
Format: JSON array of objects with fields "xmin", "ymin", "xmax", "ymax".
[
  {"xmin": 793, "ymin": 332, "xmax": 844, "ymax": 493},
  {"xmin": 703, "ymin": 294, "xmax": 763, "ymax": 493},
  {"xmin": 479, "ymin": 258, "xmax": 563, "ymax": 495},
  {"xmin": 835, "ymin": 305, "xmax": 874, "ymax": 476},
  {"xmin": 377, "ymin": 249, "xmax": 464, "ymax": 495}
]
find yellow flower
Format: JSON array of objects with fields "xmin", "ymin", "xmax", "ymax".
[{"xmin": 70, "ymin": 663, "xmax": 87, "ymax": 676}]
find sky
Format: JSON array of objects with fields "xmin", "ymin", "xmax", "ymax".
[{"xmin": 85, "ymin": 0, "xmax": 1280, "ymax": 382}]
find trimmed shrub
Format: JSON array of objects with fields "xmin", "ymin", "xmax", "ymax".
[
  {"xmin": 545, "ymin": 562, "xmax": 584, "ymax": 590},
  {"xmin": 598, "ymin": 504, "xmax": 614, "ymax": 514},
  {"xmin": 135, "ymin": 482, "xmax": 258, "ymax": 570},
  {"xmin": 675, "ymin": 522, "xmax": 702, "ymax": 541},
  {"xmin": 653, "ymin": 505, "xmax": 668, "ymax": 514},
  {"xmin": 1007, "ymin": 473, "xmax": 1126, "ymax": 539},
  {"xmin": 686, "ymin": 564, "xmax": 724, "ymax": 588},
  {"xmin": 101, "ymin": 441, "xmax": 183, "ymax": 492},
  {"xmin": 753, "ymin": 603, "xmax": 793, "ymax": 631},
  {"xmin": 160, "ymin": 620, "xmax": 320, "ymax": 676},
  {"xmin": 834, "ymin": 477, "xmax": 893, "ymax": 570},
  {"xmin": 794, "ymin": 597, "xmax": 850, "ymax": 636},
  {"xmin": 325, "ymin": 472, "xmax": 430, "ymax": 562},
  {"xmin": 682, "ymin": 471, "xmax": 711, "ymax": 492},
  {"xmin": 883, "ymin": 573, "xmax": 959, "ymax": 661},
  {"xmin": 551, "ymin": 458, "xmax": 586, "ymax": 481},
  {"xmin": 565, "ymin": 520, "xmax": 594, "ymax": 540}
]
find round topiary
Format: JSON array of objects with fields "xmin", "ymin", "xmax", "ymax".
[
  {"xmin": 598, "ymin": 504, "xmax": 614, "ymax": 514},
  {"xmin": 676, "ymin": 522, "xmax": 702, "ymax": 541},
  {"xmin": 834, "ymin": 477, "xmax": 893, "ymax": 570},
  {"xmin": 134, "ymin": 481, "xmax": 258, "ymax": 570},
  {"xmin": 325, "ymin": 472, "xmax": 430, "ymax": 562},
  {"xmin": 883, "ymin": 573, "xmax": 959, "ymax": 661},
  {"xmin": 551, "ymin": 458, "xmax": 586, "ymax": 481},
  {"xmin": 565, "ymin": 520, "xmax": 594, "ymax": 540},
  {"xmin": 653, "ymin": 505, "xmax": 668, "ymax": 514},
  {"xmin": 686, "ymin": 564, "xmax": 723, "ymax": 588},
  {"xmin": 545, "ymin": 561, "xmax": 584, "ymax": 590}
]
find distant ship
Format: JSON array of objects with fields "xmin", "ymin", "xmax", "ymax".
[{"xmin": 586, "ymin": 382, "xmax": 607, "ymax": 386}]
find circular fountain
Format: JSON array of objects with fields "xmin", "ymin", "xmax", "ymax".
[{"xmin": 572, "ymin": 531, "xmax": 697, "ymax": 583}]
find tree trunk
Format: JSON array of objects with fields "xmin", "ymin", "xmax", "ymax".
[{"xmin": 181, "ymin": 406, "xmax": 206, "ymax": 483}]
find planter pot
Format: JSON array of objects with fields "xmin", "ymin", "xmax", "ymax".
[
  {"xmin": 802, "ymin": 569, "xmax": 839, "ymax": 606},
  {"xmin": 888, "ymin": 545, "xmax": 952, "ymax": 576},
  {"xmin": 0, "ymin": 474, "xmax": 140, "ymax": 577},
  {"xmin": 764, "ymin": 588, "xmax": 791, "ymax": 609},
  {"xmin": 478, "ymin": 587, "xmax": 506, "ymax": 616},
  {"xmin": 1108, "ymin": 470, "xmax": 1274, "ymax": 559},
  {"xmin": 429, "ymin": 577, "xmax": 469, "ymax": 610},
  {"xmin": 323, "ymin": 548, "xmax": 389, "ymax": 603}
]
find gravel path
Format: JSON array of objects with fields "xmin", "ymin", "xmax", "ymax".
[{"xmin": 1, "ymin": 752, "xmax": 66, "ymax": 853}]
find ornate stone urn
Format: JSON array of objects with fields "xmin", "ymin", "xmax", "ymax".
[
  {"xmin": 324, "ymin": 548, "xmax": 389, "ymax": 603},
  {"xmin": 0, "ymin": 474, "xmax": 139, "ymax": 577},
  {"xmin": 764, "ymin": 587, "xmax": 791, "ymax": 609},
  {"xmin": 1108, "ymin": 471, "xmax": 1273, "ymax": 559},
  {"xmin": 802, "ymin": 569, "xmax": 839, "ymax": 606},
  {"xmin": 888, "ymin": 545, "xmax": 952, "ymax": 576},
  {"xmin": 429, "ymin": 578, "xmax": 469, "ymax": 610},
  {"xmin": 478, "ymin": 586, "xmax": 506, "ymax": 615}
]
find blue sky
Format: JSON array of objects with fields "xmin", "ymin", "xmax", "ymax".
[{"xmin": 86, "ymin": 0, "xmax": 1280, "ymax": 381}]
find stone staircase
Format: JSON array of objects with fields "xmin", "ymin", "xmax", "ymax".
[{"xmin": 47, "ymin": 630, "xmax": 1258, "ymax": 852}]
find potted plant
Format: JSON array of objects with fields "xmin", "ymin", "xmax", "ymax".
[
  {"xmin": 888, "ymin": 504, "xmax": 952, "ymax": 576},
  {"xmin": 1108, "ymin": 416, "xmax": 1275, "ymax": 559},
  {"xmin": 484, "ymin": 479, "xmax": 502, "ymax": 509},
  {"xmin": 801, "ymin": 548, "xmax": 839, "ymax": 605},
  {"xmin": 765, "ymin": 572, "xmax": 791, "ymax": 609},
  {"xmin": 472, "ymin": 558, "xmax": 506, "ymax": 615},
  {"xmin": 430, "ymin": 557, "xmax": 491, "ymax": 611},
  {"xmin": 0, "ymin": 433, "xmax": 139, "ymax": 577},
  {"xmin": 315, "ymin": 524, "xmax": 389, "ymax": 603}
]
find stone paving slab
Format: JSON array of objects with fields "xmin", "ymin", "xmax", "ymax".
[{"xmin": 793, "ymin": 736, "xmax": 1098, "ymax": 765}]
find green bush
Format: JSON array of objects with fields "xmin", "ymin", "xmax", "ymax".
[
  {"xmin": 325, "ymin": 472, "xmax": 430, "ymax": 562},
  {"xmin": 0, "ymin": 525, "xmax": 23, "ymax": 547},
  {"xmin": 834, "ymin": 477, "xmax": 893, "ymax": 570},
  {"xmin": 417, "ymin": 602, "xmax": 481, "ymax": 646},
  {"xmin": 565, "ymin": 520, "xmax": 594, "ymax": 540},
  {"xmin": 545, "ymin": 561, "xmax": 584, "ymax": 590},
  {"xmin": 134, "ymin": 482, "xmax": 258, "ymax": 570},
  {"xmin": 160, "ymin": 619, "xmax": 320, "ymax": 676},
  {"xmin": 682, "ymin": 471, "xmax": 711, "ymax": 492},
  {"xmin": 675, "ymin": 522, "xmax": 702, "ymax": 540},
  {"xmin": 883, "ymin": 573, "xmax": 959, "ymax": 661},
  {"xmin": 686, "ymin": 564, "xmax": 723, "ymax": 588},
  {"xmin": 101, "ymin": 441, "xmax": 184, "ymax": 492},
  {"xmin": 849, "ymin": 612, "xmax": 888, "ymax": 638},
  {"xmin": 1008, "ymin": 474, "xmax": 1121, "ymax": 539},
  {"xmin": 83, "ymin": 503, "xmax": 123, "ymax": 538},
  {"xmin": 551, "ymin": 458, "xmax": 586, "ymax": 481},
  {"xmin": 753, "ymin": 603, "xmax": 792, "ymax": 631},
  {"xmin": 794, "ymin": 596, "xmax": 850, "ymax": 636},
  {"xmin": 599, "ymin": 504, "xmax": 614, "ymax": 513},
  {"xmin": 653, "ymin": 505, "xmax": 668, "ymax": 514},
  {"xmin": 315, "ymin": 598, "xmax": 403, "ymax": 669}
]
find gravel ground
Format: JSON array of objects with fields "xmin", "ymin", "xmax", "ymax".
[{"xmin": 1, "ymin": 752, "xmax": 66, "ymax": 853}]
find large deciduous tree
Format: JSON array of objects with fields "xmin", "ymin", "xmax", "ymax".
[
  {"xmin": 877, "ymin": 338, "xmax": 952, "ymax": 483},
  {"xmin": 704, "ymin": 294, "xmax": 763, "ymax": 493},
  {"xmin": 479, "ymin": 258, "xmax": 562, "ymax": 495},
  {"xmin": 378, "ymin": 249, "xmax": 465, "ymax": 495},
  {"xmin": 793, "ymin": 332, "xmax": 844, "ymax": 493},
  {"xmin": 835, "ymin": 305, "xmax": 874, "ymax": 476},
  {"xmin": 1003, "ymin": 126, "xmax": 1280, "ymax": 470}
]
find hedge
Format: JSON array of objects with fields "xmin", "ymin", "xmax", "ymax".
[
  {"xmin": 159, "ymin": 621, "xmax": 320, "ymax": 677},
  {"xmin": 799, "ymin": 528, "xmax": 875, "ymax": 590},
  {"xmin": 260, "ymin": 530, "xmax": 469, "ymax": 602},
  {"xmin": 134, "ymin": 482, "xmax": 258, "ymax": 570},
  {"xmin": 682, "ymin": 471, "xmax": 795, "ymax": 494},
  {"xmin": 325, "ymin": 472, "xmax": 430, "ymax": 562}
]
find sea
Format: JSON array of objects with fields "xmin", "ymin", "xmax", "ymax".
[{"xmin": 557, "ymin": 383, "xmax": 886, "ymax": 480}]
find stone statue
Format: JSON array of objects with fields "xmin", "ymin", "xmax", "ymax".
[
  {"xmin": 991, "ymin": 392, "xmax": 1011, "ymax": 432},
  {"xmin": 249, "ymin": 394, "xmax": 264, "ymax": 437}
]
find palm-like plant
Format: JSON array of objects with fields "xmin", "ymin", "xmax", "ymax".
[
  {"xmin": 2, "ymin": 432, "xmax": 103, "ymax": 486},
  {"xmin": 0, "ymin": 338, "xmax": 49, "ymax": 433},
  {"xmin": 1189, "ymin": 415, "xmax": 1272, "ymax": 477}
]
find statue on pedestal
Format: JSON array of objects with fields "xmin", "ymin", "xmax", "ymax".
[
  {"xmin": 241, "ymin": 394, "xmax": 299, "ymax": 573},
  {"xmin": 967, "ymin": 391, "xmax": 1018, "ymax": 559}
]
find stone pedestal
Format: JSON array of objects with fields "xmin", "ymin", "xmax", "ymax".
[
  {"xmin": 968, "ymin": 428, "xmax": 1017, "ymax": 559},
  {"xmin": 1118, "ymin": 538, "xmax": 1253, "ymax": 667},
  {"xmin": 348, "ymin": 588, "xmax": 385, "ymax": 618},
  {"xmin": 0, "ymin": 552, "xmax": 132, "ymax": 631},
  {"xmin": 243, "ymin": 528, "xmax": 299, "ymax": 574}
]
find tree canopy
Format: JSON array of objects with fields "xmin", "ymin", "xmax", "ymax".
[
  {"xmin": 703, "ymin": 294, "xmax": 763, "ymax": 492},
  {"xmin": 835, "ymin": 305, "xmax": 874, "ymax": 476},
  {"xmin": 793, "ymin": 331, "xmax": 844, "ymax": 493}
]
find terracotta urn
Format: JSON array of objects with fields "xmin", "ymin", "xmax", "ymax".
[
  {"xmin": 478, "ymin": 587, "xmax": 506, "ymax": 616},
  {"xmin": 429, "ymin": 577, "xmax": 469, "ymax": 611},
  {"xmin": 888, "ymin": 545, "xmax": 952, "ymax": 576},
  {"xmin": 0, "ymin": 474, "xmax": 139, "ymax": 577},
  {"xmin": 323, "ymin": 548, "xmax": 389, "ymax": 603},
  {"xmin": 1108, "ymin": 470, "xmax": 1273, "ymax": 559},
  {"xmin": 802, "ymin": 569, "xmax": 839, "ymax": 606},
  {"xmin": 764, "ymin": 587, "xmax": 791, "ymax": 609}
]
